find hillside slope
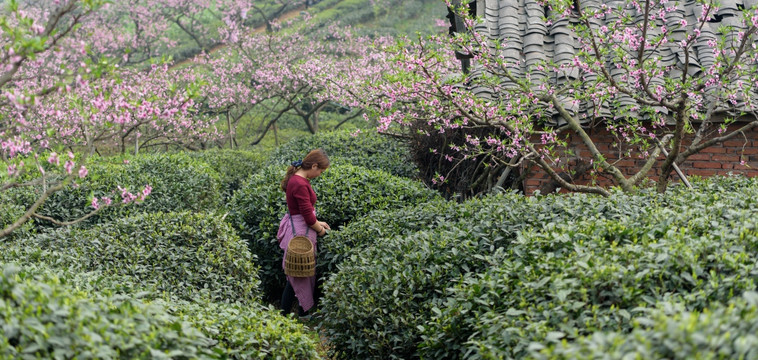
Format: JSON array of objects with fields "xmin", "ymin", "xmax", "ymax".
[{"xmin": 309, "ymin": 0, "xmax": 448, "ymax": 37}]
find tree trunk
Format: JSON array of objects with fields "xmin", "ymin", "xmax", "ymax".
[
  {"xmin": 227, "ymin": 112, "xmax": 234, "ymax": 149},
  {"xmin": 273, "ymin": 123, "xmax": 279, "ymax": 146}
]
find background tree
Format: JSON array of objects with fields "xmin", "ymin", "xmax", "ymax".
[
  {"xmin": 362, "ymin": 0, "xmax": 758, "ymax": 196},
  {"xmin": 0, "ymin": 0, "xmax": 216, "ymax": 238},
  {"xmin": 83, "ymin": 0, "xmax": 258, "ymax": 65},
  {"xmin": 18, "ymin": 63, "xmax": 217, "ymax": 155},
  {"xmin": 199, "ymin": 17, "xmax": 392, "ymax": 146},
  {"xmin": 1, "ymin": 0, "xmax": 110, "ymax": 238}
]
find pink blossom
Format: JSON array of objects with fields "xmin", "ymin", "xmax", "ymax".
[
  {"xmin": 78, "ymin": 166, "xmax": 88, "ymax": 178},
  {"xmin": 139, "ymin": 184, "xmax": 152, "ymax": 201},
  {"xmin": 118, "ymin": 185, "xmax": 138, "ymax": 203},
  {"xmin": 64, "ymin": 160, "xmax": 74, "ymax": 174},
  {"xmin": 47, "ymin": 152, "xmax": 59, "ymax": 166},
  {"xmin": 7, "ymin": 164, "xmax": 18, "ymax": 177},
  {"xmin": 91, "ymin": 197, "xmax": 100, "ymax": 210}
]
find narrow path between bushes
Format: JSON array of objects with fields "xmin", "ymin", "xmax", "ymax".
[{"xmin": 267, "ymin": 298, "xmax": 334, "ymax": 359}]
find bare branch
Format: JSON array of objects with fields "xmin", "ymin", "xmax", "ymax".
[
  {"xmin": 32, "ymin": 206, "xmax": 105, "ymax": 226},
  {"xmin": 0, "ymin": 176, "xmax": 70, "ymax": 240},
  {"xmin": 627, "ymin": 134, "xmax": 671, "ymax": 186},
  {"xmin": 679, "ymin": 120, "xmax": 758, "ymax": 160},
  {"xmin": 333, "ymin": 108, "xmax": 365, "ymax": 130},
  {"xmin": 549, "ymin": 95, "xmax": 631, "ymax": 190},
  {"xmin": 531, "ymin": 151, "xmax": 611, "ymax": 196}
]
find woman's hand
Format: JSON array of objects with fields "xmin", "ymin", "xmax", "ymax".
[{"xmin": 315, "ymin": 221, "xmax": 330, "ymax": 236}]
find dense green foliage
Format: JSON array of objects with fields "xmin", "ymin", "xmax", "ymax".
[
  {"xmin": 0, "ymin": 200, "xmax": 33, "ymax": 241},
  {"xmin": 4, "ymin": 212, "xmax": 259, "ymax": 303},
  {"xmin": 421, "ymin": 177, "xmax": 758, "ymax": 359},
  {"xmin": 0, "ymin": 264, "xmax": 215, "ymax": 359},
  {"xmin": 317, "ymin": 197, "xmax": 475, "ymax": 278},
  {"xmin": 31, "ymin": 153, "xmax": 222, "ymax": 227},
  {"xmin": 309, "ymin": 0, "xmax": 446, "ymax": 37},
  {"xmin": 319, "ymin": 193, "xmax": 537, "ymax": 359},
  {"xmin": 319, "ymin": 176, "xmax": 758, "ymax": 359},
  {"xmin": 187, "ymin": 149, "xmax": 265, "ymax": 200},
  {"xmin": 265, "ymin": 129, "xmax": 418, "ymax": 178},
  {"xmin": 227, "ymin": 163, "xmax": 438, "ymax": 299},
  {"xmin": 0, "ymin": 264, "xmax": 322, "ymax": 359},
  {"xmin": 173, "ymin": 299, "xmax": 322, "ymax": 359},
  {"xmin": 536, "ymin": 293, "xmax": 758, "ymax": 359}
]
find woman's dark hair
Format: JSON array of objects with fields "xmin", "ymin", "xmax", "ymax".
[{"xmin": 280, "ymin": 148, "xmax": 330, "ymax": 191}]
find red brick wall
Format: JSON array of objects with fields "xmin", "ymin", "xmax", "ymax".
[{"xmin": 521, "ymin": 123, "xmax": 758, "ymax": 194}]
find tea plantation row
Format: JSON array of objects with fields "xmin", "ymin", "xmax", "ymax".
[
  {"xmin": 0, "ymin": 130, "xmax": 425, "ymax": 358},
  {"xmin": 318, "ymin": 176, "xmax": 758, "ymax": 359},
  {"xmin": 3, "ymin": 129, "xmax": 758, "ymax": 359}
]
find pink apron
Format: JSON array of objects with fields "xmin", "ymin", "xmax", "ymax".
[{"xmin": 277, "ymin": 212, "xmax": 318, "ymax": 312}]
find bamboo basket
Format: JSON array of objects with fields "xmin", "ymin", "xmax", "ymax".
[{"xmin": 285, "ymin": 235, "xmax": 315, "ymax": 277}]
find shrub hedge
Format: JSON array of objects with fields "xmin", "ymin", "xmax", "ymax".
[
  {"xmin": 11, "ymin": 212, "xmax": 260, "ymax": 303},
  {"xmin": 318, "ymin": 193, "xmax": 543, "ymax": 359},
  {"xmin": 535, "ymin": 293, "xmax": 758, "ymax": 360},
  {"xmin": 227, "ymin": 163, "xmax": 438, "ymax": 300},
  {"xmin": 317, "ymin": 197, "xmax": 477, "ymax": 279},
  {"xmin": 0, "ymin": 264, "xmax": 323, "ymax": 359},
  {"xmin": 265, "ymin": 129, "xmax": 418, "ymax": 178},
  {"xmin": 34, "ymin": 153, "xmax": 222, "ymax": 227},
  {"xmin": 0, "ymin": 200, "xmax": 33, "ymax": 241},
  {"xmin": 319, "ymin": 189, "xmax": 645, "ymax": 358},
  {"xmin": 0, "ymin": 264, "xmax": 215, "ymax": 359},
  {"xmin": 319, "ymin": 176, "xmax": 758, "ymax": 359},
  {"xmin": 420, "ymin": 208, "xmax": 758, "ymax": 359},
  {"xmin": 172, "ymin": 299, "xmax": 322, "ymax": 359},
  {"xmin": 186, "ymin": 149, "xmax": 264, "ymax": 200}
]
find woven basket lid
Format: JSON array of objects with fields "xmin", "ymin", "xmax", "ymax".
[{"xmin": 288, "ymin": 235, "xmax": 313, "ymax": 253}]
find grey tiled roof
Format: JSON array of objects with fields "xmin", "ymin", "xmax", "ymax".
[{"xmin": 464, "ymin": 0, "xmax": 756, "ymax": 126}]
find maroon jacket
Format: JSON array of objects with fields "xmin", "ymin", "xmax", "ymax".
[{"xmin": 285, "ymin": 175, "xmax": 317, "ymax": 226}]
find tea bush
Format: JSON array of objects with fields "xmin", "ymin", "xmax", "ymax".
[
  {"xmin": 318, "ymin": 193, "xmax": 551, "ymax": 359},
  {"xmin": 319, "ymin": 191, "xmax": 666, "ymax": 358},
  {"xmin": 0, "ymin": 264, "xmax": 323, "ymax": 359},
  {"xmin": 265, "ymin": 129, "xmax": 418, "ymax": 178},
  {"xmin": 11, "ymin": 212, "xmax": 260, "ymax": 303},
  {"xmin": 428, "ymin": 180, "xmax": 758, "ymax": 359},
  {"xmin": 317, "ymin": 197, "xmax": 466, "ymax": 277},
  {"xmin": 0, "ymin": 264, "xmax": 215, "ymax": 359},
  {"xmin": 34, "ymin": 153, "xmax": 222, "ymax": 227},
  {"xmin": 0, "ymin": 200, "xmax": 33, "ymax": 241},
  {"xmin": 534, "ymin": 293, "xmax": 758, "ymax": 360},
  {"xmin": 420, "ymin": 207, "xmax": 758, "ymax": 359},
  {"xmin": 187, "ymin": 149, "xmax": 265, "ymax": 200},
  {"xmin": 172, "ymin": 299, "xmax": 322, "ymax": 359},
  {"xmin": 319, "ymin": 176, "xmax": 758, "ymax": 359},
  {"xmin": 227, "ymin": 163, "xmax": 437, "ymax": 299}
]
